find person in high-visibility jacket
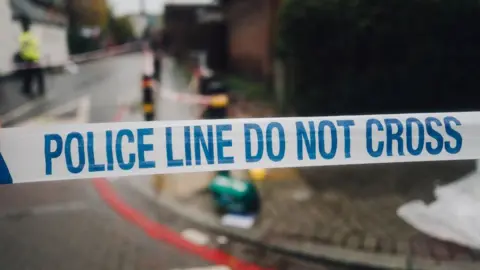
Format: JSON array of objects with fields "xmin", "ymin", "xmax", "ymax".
[{"xmin": 19, "ymin": 17, "xmax": 45, "ymax": 97}]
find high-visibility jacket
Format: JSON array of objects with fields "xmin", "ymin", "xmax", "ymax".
[{"xmin": 19, "ymin": 31, "xmax": 40, "ymax": 62}]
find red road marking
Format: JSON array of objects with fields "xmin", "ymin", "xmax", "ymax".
[
  {"xmin": 92, "ymin": 105, "xmax": 271, "ymax": 270},
  {"xmin": 113, "ymin": 105, "xmax": 128, "ymax": 122},
  {"xmin": 92, "ymin": 179, "xmax": 270, "ymax": 270}
]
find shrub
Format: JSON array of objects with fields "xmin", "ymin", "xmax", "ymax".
[{"xmin": 278, "ymin": 0, "xmax": 480, "ymax": 116}]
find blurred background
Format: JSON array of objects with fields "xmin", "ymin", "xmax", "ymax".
[{"xmin": 1, "ymin": 0, "xmax": 480, "ymax": 270}]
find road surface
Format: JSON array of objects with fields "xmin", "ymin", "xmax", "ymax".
[{"xmin": 0, "ymin": 54, "xmax": 340, "ymax": 270}]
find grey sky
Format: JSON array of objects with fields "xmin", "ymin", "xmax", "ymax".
[{"xmin": 108, "ymin": 0, "xmax": 215, "ymax": 16}]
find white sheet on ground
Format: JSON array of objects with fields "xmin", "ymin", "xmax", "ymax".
[
  {"xmin": 397, "ymin": 167, "xmax": 480, "ymax": 250},
  {"xmin": 221, "ymin": 214, "xmax": 256, "ymax": 229}
]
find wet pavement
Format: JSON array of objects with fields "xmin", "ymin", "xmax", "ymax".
[
  {"xmin": 0, "ymin": 54, "xmax": 341, "ymax": 270},
  {"xmin": 0, "ymin": 54, "xmax": 214, "ymax": 270},
  {"xmin": 144, "ymin": 61, "xmax": 480, "ymax": 269},
  {"xmin": 0, "ymin": 180, "xmax": 214, "ymax": 270}
]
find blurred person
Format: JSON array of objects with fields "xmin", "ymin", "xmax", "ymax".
[
  {"xmin": 149, "ymin": 29, "xmax": 161, "ymax": 80},
  {"xmin": 160, "ymin": 29, "xmax": 172, "ymax": 54},
  {"xmin": 149, "ymin": 28, "xmax": 171, "ymax": 81},
  {"xmin": 19, "ymin": 16, "xmax": 45, "ymax": 97}
]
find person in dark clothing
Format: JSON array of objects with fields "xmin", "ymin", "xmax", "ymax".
[
  {"xmin": 149, "ymin": 29, "xmax": 171, "ymax": 81},
  {"xmin": 149, "ymin": 30, "xmax": 162, "ymax": 81},
  {"xmin": 160, "ymin": 30, "xmax": 172, "ymax": 53},
  {"xmin": 18, "ymin": 17, "xmax": 45, "ymax": 97},
  {"xmin": 153, "ymin": 53, "xmax": 161, "ymax": 81}
]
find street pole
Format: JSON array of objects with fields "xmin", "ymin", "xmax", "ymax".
[{"xmin": 140, "ymin": 0, "xmax": 146, "ymax": 15}]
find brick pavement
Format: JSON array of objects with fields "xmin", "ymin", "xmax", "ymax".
[
  {"xmin": 164, "ymin": 162, "xmax": 480, "ymax": 265},
  {"xmin": 117, "ymin": 177, "xmax": 363, "ymax": 270},
  {"xmin": 147, "ymin": 96, "xmax": 480, "ymax": 268},
  {"xmin": 0, "ymin": 176, "xmax": 352, "ymax": 270},
  {"xmin": 232, "ymin": 98, "xmax": 480, "ymax": 262}
]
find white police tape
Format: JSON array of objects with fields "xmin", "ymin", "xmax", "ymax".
[
  {"xmin": 0, "ymin": 112, "xmax": 472, "ymax": 184},
  {"xmin": 160, "ymin": 88, "xmax": 222, "ymax": 106}
]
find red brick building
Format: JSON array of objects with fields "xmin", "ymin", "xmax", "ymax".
[
  {"xmin": 164, "ymin": 4, "xmax": 227, "ymax": 71},
  {"xmin": 220, "ymin": 0, "xmax": 282, "ymax": 80}
]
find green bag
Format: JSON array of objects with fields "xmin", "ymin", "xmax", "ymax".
[{"xmin": 209, "ymin": 174, "xmax": 260, "ymax": 215}]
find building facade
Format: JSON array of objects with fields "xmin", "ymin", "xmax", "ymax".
[
  {"xmin": 221, "ymin": 0, "xmax": 282, "ymax": 80},
  {"xmin": 164, "ymin": 4, "xmax": 227, "ymax": 71},
  {"xmin": 0, "ymin": 0, "xmax": 68, "ymax": 75}
]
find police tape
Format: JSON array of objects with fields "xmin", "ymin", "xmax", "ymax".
[
  {"xmin": 0, "ymin": 111, "xmax": 471, "ymax": 184},
  {"xmin": 160, "ymin": 89, "xmax": 229, "ymax": 108}
]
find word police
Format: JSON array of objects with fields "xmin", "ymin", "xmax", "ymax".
[{"xmin": 44, "ymin": 116, "xmax": 462, "ymax": 175}]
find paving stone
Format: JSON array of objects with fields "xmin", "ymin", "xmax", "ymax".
[
  {"xmin": 168, "ymin": 101, "xmax": 480, "ymax": 265},
  {"xmin": 316, "ymin": 227, "xmax": 333, "ymax": 243},
  {"xmin": 449, "ymin": 244, "xmax": 474, "ymax": 261},
  {"xmin": 375, "ymin": 238, "xmax": 392, "ymax": 253},
  {"xmin": 396, "ymin": 240, "xmax": 410, "ymax": 255},
  {"xmin": 410, "ymin": 237, "xmax": 431, "ymax": 258},
  {"xmin": 469, "ymin": 249, "xmax": 480, "ymax": 260},
  {"xmin": 363, "ymin": 235, "xmax": 378, "ymax": 252},
  {"xmin": 430, "ymin": 239, "xmax": 451, "ymax": 261},
  {"xmin": 345, "ymin": 234, "xmax": 361, "ymax": 250},
  {"xmin": 182, "ymin": 162, "xmax": 480, "ymax": 263},
  {"xmin": 453, "ymin": 251, "xmax": 474, "ymax": 261},
  {"xmin": 331, "ymin": 230, "xmax": 348, "ymax": 246}
]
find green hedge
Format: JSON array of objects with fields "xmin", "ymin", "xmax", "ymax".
[
  {"xmin": 226, "ymin": 75, "xmax": 269, "ymax": 101},
  {"xmin": 278, "ymin": 0, "xmax": 480, "ymax": 116},
  {"xmin": 68, "ymin": 25, "xmax": 100, "ymax": 54}
]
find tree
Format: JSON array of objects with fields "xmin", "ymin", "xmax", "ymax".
[
  {"xmin": 109, "ymin": 15, "xmax": 135, "ymax": 45},
  {"xmin": 66, "ymin": 0, "xmax": 109, "ymax": 54},
  {"xmin": 69, "ymin": 0, "xmax": 109, "ymax": 28},
  {"xmin": 278, "ymin": 0, "xmax": 480, "ymax": 116}
]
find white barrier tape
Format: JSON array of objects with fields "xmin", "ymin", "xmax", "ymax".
[
  {"xmin": 143, "ymin": 49, "xmax": 155, "ymax": 76},
  {"xmin": 160, "ymin": 89, "xmax": 213, "ymax": 106},
  {"xmin": 10, "ymin": 42, "xmax": 140, "ymax": 72},
  {"xmin": 0, "ymin": 112, "xmax": 471, "ymax": 184},
  {"xmin": 160, "ymin": 88, "xmax": 229, "ymax": 109}
]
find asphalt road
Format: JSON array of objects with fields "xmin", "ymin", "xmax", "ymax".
[
  {"xmin": 0, "ymin": 180, "xmax": 213, "ymax": 270},
  {"xmin": 0, "ymin": 54, "xmax": 132, "ymax": 126},
  {"xmin": 0, "ymin": 54, "xmax": 215, "ymax": 270},
  {"xmin": 0, "ymin": 54, "xmax": 340, "ymax": 270}
]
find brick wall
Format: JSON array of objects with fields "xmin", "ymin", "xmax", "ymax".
[
  {"xmin": 226, "ymin": 0, "xmax": 280, "ymax": 80},
  {"xmin": 164, "ymin": 4, "xmax": 225, "ymax": 63}
]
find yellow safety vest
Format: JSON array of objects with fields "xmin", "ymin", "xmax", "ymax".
[{"xmin": 19, "ymin": 32, "xmax": 40, "ymax": 62}]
